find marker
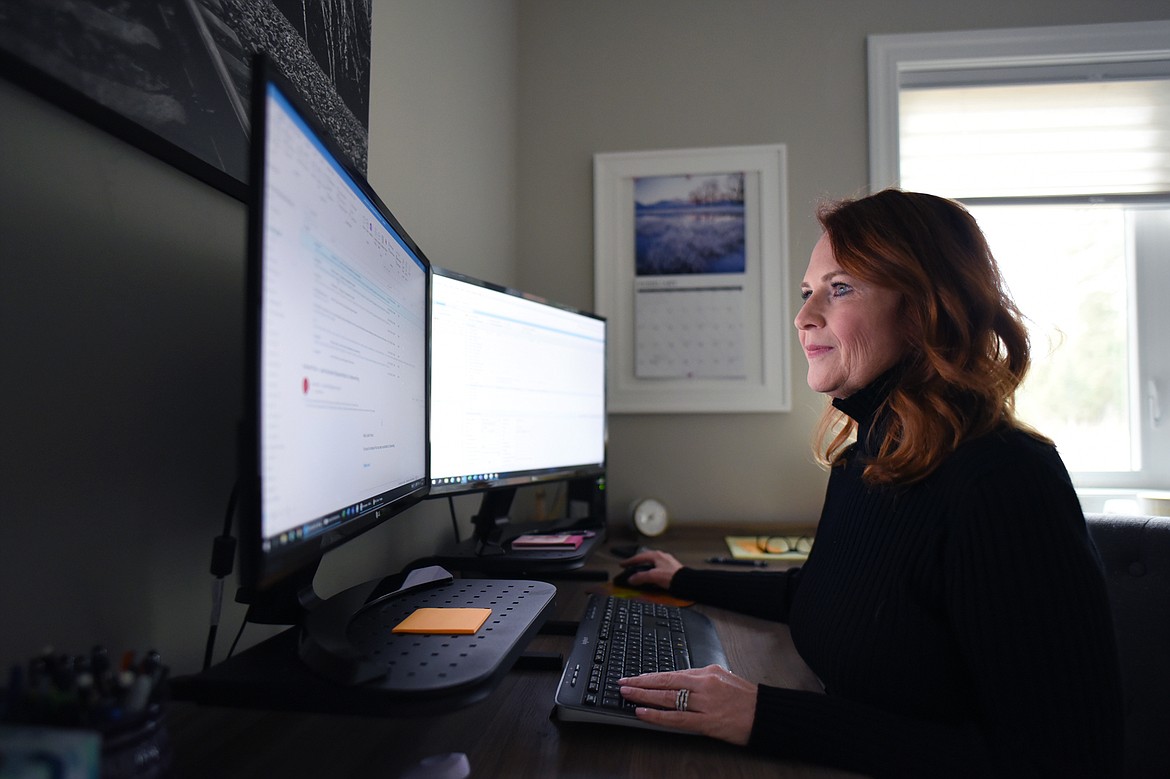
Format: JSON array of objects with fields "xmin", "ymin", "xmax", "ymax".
[
  {"xmin": 705, "ymin": 557, "xmax": 768, "ymax": 567},
  {"xmin": 125, "ymin": 671, "xmax": 152, "ymax": 712}
]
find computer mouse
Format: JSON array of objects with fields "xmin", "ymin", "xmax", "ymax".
[{"xmin": 612, "ymin": 563, "xmax": 658, "ymax": 590}]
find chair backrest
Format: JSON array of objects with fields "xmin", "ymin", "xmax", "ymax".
[{"xmin": 1084, "ymin": 513, "xmax": 1170, "ymax": 779}]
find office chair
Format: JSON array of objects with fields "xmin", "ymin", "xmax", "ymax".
[{"xmin": 1084, "ymin": 513, "xmax": 1170, "ymax": 779}]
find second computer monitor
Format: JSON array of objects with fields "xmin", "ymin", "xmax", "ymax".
[{"xmin": 429, "ymin": 267, "xmax": 606, "ymax": 514}]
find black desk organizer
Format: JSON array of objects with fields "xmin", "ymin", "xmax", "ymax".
[
  {"xmin": 423, "ymin": 531, "xmax": 605, "ymax": 577},
  {"xmin": 171, "ymin": 574, "xmax": 556, "ymax": 717}
]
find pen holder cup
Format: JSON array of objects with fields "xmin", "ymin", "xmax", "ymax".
[{"xmin": 101, "ymin": 703, "xmax": 172, "ymax": 779}]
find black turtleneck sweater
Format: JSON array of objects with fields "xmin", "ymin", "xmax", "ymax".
[{"xmin": 669, "ymin": 377, "xmax": 1124, "ymax": 778}]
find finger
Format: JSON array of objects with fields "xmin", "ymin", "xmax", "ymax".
[
  {"xmin": 619, "ymin": 685, "xmax": 682, "ymax": 710},
  {"xmin": 633, "ymin": 707, "xmax": 699, "ymax": 732},
  {"xmin": 617, "ymin": 669, "xmax": 690, "ymax": 688}
]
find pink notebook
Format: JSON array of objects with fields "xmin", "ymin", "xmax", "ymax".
[{"xmin": 510, "ymin": 533, "xmax": 586, "ymax": 550}]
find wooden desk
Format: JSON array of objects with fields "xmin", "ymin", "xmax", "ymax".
[{"xmin": 166, "ymin": 527, "xmax": 862, "ymax": 778}]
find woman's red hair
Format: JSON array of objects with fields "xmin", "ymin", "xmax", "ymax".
[{"xmin": 812, "ymin": 189, "xmax": 1044, "ymax": 485}]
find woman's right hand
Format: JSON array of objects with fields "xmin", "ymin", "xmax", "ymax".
[{"xmin": 620, "ymin": 549, "xmax": 684, "ymax": 589}]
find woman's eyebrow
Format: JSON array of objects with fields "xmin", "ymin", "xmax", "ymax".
[{"xmin": 803, "ymin": 271, "xmax": 846, "ymax": 287}]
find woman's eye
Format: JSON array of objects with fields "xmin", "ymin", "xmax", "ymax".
[{"xmin": 801, "ymin": 283, "xmax": 852, "ymax": 302}]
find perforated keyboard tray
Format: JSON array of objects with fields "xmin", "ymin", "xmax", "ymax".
[{"xmin": 171, "ymin": 577, "xmax": 556, "ymax": 717}]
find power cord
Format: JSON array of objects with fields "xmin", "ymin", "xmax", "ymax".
[
  {"xmin": 448, "ymin": 496, "xmax": 461, "ymax": 543},
  {"xmin": 225, "ymin": 612, "xmax": 248, "ymax": 661},
  {"xmin": 202, "ymin": 483, "xmax": 238, "ymax": 671}
]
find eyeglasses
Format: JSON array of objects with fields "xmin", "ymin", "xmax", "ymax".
[{"xmin": 756, "ymin": 535, "xmax": 814, "ymax": 556}]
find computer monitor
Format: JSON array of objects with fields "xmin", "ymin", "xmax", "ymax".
[
  {"xmin": 237, "ymin": 57, "xmax": 430, "ymax": 626},
  {"xmin": 428, "ymin": 267, "xmax": 606, "ymax": 544}
]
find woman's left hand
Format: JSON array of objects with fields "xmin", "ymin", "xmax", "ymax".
[{"xmin": 618, "ymin": 664, "xmax": 758, "ymax": 745}]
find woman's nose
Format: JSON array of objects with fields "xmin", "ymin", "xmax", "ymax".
[{"xmin": 795, "ymin": 297, "xmax": 821, "ymax": 330}]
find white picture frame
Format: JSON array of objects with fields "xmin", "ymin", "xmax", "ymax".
[{"xmin": 594, "ymin": 144, "xmax": 790, "ymax": 413}]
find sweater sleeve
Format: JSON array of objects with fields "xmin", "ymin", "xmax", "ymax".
[
  {"xmin": 744, "ymin": 441, "xmax": 1124, "ymax": 778},
  {"xmin": 669, "ymin": 565, "xmax": 801, "ymax": 622}
]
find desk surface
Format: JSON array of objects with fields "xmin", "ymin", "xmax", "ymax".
[{"xmin": 166, "ymin": 526, "xmax": 863, "ymax": 778}]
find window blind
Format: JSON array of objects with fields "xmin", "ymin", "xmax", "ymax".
[{"xmin": 899, "ymin": 79, "xmax": 1170, "ymax": 198}]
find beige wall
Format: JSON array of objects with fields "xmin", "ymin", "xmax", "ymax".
[
  {"xmin": 368, "ymin": 0, "xmax": 518, "ymax": 285},
  {"xmin": 513, "ymin": 0, "xmax": 1170, "ymax": 527},
  {"xmin": 2, "ymin": 0, "xmax": 1165, "ymax": 675}
]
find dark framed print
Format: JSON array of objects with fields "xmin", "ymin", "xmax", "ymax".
[{"xmin": 0, "ymin": 0, "xmax": 372, "ymax": 201}]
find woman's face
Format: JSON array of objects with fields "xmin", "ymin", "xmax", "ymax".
[{"xmin": 795, "ymin": 234, "xmax": 907, "ymax": 399}]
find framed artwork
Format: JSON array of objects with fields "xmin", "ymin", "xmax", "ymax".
[
  {"xmin": 594, "ymin": 144, "xmax": 790, "ymax": 413},
  {"xmin": 0, "ymin": 0, "xmax": 371, "ymax": 201}
]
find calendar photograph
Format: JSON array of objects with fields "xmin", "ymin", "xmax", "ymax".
[
  {"xmin": 634, "ymin": 172, "xmax": 746, "ymax": 276},
  {"xmin": 595, "ymin": 145, "xmax": 791, "ymax": 413}
]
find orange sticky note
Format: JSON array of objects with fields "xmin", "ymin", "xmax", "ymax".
[{"xmin": 391, "ymin": 607, "xmax": 492, "ymax": 635}]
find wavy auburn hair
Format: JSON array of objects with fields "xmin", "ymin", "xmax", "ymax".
[{"xmin": 812, "ymin": 189, "xmax": 1045, "ymax": 485}]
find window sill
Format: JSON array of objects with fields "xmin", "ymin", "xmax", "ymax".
[{"xmin": 1077, "ymin": 488, "xmax": 1170, "ymax": 517}]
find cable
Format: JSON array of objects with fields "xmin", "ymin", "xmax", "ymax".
[
  {"xmin": 202, "ymin": 599, "xmax": 220, "ymax": 672},
  {"xmin": 202, "ymin": 482, "xmax": 238, "ymax": 671},
  {"xmin": 226, "ymin": 613, "xmax": 248, "ymax": 660},
  {"xmin": 448, "ymin": 496, "xmax": 461, "ymax": 544}
]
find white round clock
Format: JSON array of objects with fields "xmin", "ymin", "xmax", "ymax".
[{"xmin": 629, "ymin": 498, "xmax": 669, "ymax": 537}]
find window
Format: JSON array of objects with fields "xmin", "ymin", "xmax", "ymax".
[{"xmin": 868, "ymin": 22, "xmax": 1170, "ymax": 499}]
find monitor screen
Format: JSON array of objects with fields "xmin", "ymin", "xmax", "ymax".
[
  {"xmin": 429, "ymin": 267, "xmax": 606, "ymax": 499},
  {"xmin": 239, "ymin": 59, "xmax": 430, "ymax": 612}
]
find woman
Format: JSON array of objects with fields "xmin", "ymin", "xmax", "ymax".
[{"xmin": 617, "ymin": 190, "xmax": 1124, "ymax": 777}]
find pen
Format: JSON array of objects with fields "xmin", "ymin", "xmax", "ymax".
[{"xmin": 705, "ymin": 557, "xmax": 768, "ymax": 567}]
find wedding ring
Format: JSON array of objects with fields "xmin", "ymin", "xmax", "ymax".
[{"xmin": 675, "ymin": 688, "xmax": 690, "ymax": 712}]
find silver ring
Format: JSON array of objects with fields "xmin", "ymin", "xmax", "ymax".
[{"xmin": 675, "ymin": 688, "xmax": 690, "ymax": 712}]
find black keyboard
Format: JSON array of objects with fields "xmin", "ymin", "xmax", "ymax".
[{"xmin": 554, "ymin": 594, "xmax": 729, "ymax": 729}]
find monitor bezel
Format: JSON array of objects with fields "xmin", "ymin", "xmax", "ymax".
[
  {"xmin": 426, "ymin": 265, "xmax": 607, "ymax": 500},
  {"xmin": 238, "ymin": 56, "xmax": 432, "ymax": 608}
]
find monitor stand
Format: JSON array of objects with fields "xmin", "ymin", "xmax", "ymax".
[
  {"xmin": 170, "ymin": 566, "xmax": 556, "ymax": 716},
  {"xmin": 420, "ymin": 486, "xmax": 608, "ymax": 578}
]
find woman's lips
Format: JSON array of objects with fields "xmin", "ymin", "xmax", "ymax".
[{"xmin": 804, "ymin": 344, "xmax": 833, "ymax": 358}]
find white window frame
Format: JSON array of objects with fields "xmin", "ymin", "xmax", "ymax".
[{"xmin": 867, "ymin": 21, "xmax": 1170, "ymax": 498}]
